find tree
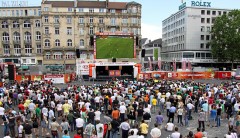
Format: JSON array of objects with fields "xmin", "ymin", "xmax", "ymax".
[{"xmin": 209, "ymin": 10, "xmax": 240, "ymax": 69}]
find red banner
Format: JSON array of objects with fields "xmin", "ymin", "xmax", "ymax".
[
  {"xmin": 214, "ymin": 71, "xmax": 231, "ymax": 79},
  {"xmin": 167, "ymin": 72, "xmax": 214, "ymax": 79}
]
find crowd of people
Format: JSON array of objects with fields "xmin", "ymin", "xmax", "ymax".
[{"xmin": 0, "ymin": 78, "xmax": 240, "ymax": 138}]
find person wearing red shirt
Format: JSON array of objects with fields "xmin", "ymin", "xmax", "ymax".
[
  {"xmin": 73, "ymin": 130, "xmax": 82, "ymax": 138},
  {"xmin": 18, "ymin": 102, "xmax": 24, "ymax": 112}
]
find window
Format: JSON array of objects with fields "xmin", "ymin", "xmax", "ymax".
[
  {"xmin": 55, "ymin": 39, "xmax": 60, "ymax": 47},
  {"xmin": 99, "ymin": 27, "xmax": 104, "ymax": 33},
  {"xmin": 131, "ymin": 7, "xmax": 137, "ymax": 13},
  {"xmin": 201, "ymin": 10, "xmax": 205, "ymax": 15},
  {"xmin": 65, "ymin": 52, "xmax": 75, "ymax": 59},
  {"xmin": 207, "ymin": 18, "xmax": 210, "ymax": 23},
  {"xmin": 78, "ymin": 8, "xmax": 83, "ymax": 12},
  {"xmin": 23, "ymin": 20, "xmax": 31, "ymax": 28},
  {"xmin": 44, "ymin": 39, "xmax": 50, "ymax": 47},
  {"xmin": 2, "ymin": 32, "xmax": 9, "ymax": 41},
  {"xmin": 212, "ymin": 18, "xmax": 216, "ymax": 24},
  {"xmin": 13, "ymin": 32, "xmax": 20, "ymax": 41},
  {"xmin": 206, "ymin": 44, "xmax": 210, "ymax": 49},
  {"xmin": 79, "ymin": 28, "xmax": 84, "ymax": 35},
  {"xmin": 206, "ymin": 53, "xmax": 212, "ymax": 59},
  {"xmin": 34, "ymin": 9, "xmax": 37, "ymax": 15},
  {"xmin": 201, "ymin": 18, "xmax": 205, "ymax": 23},
  {"xmin": 14, "ymin": 45, "xmax": 21, "ymax": 55},
  {"xmin": 2, "ymin": 21, "xmax": 8, "ymax": 28},
  {"xmin": 3, "ymin": 45, "xmax": 10, "ymax": 55},
  {"xmin": 67, "ymin": 16, "xmax": 72, "ymax": 24},
  {"xmin": 201, "ymin": 35, "xmax": 204, "ymax": 40},
  {"xmin": 89, "ymin": 27, "xmax": 94, "ymax": 35},
  {"xmin": 89, "ymin": 8, "xmax": 94, "ymax": 13},
  {"xmin": 36, "ymin": 31, "xmax": 41, "ymax": 40},
  {"xmin": 132, "ymin": 28, "xmax": 137, "ymax": 35},
  {"xmin": 80, "ymin": 39, "xmax": 84, "ymax": 46},
  {"xmin": 12, "ymin": 10, "xmax": 15, "ymax": 16},
  {"xmin": 13, "ymin": 20, "xmax": 19, "ymax": 28},
  {"xmin": 207, "ymin": 26, "xmax": 211, "ymax": 32},
  {"xmin": 223, "ymin": 11, "xmax": 227, "ymax": 15},
  {"xmin": 54, "ymin": 16, "xmax": 59, "ymax": 23},
  {"xmin": 46, "ymin": 52, "xmax": 51, "ymax": 59},
  {"xmin": 201, "ymin": 26, "xmax": 205, "ymax": 32},
  {"xmin": 79, "ymin": 17, "xmax": 84, "ymax": 23},
  {"xmin": 99, "ymin": 8, "xmax": 104, "ymax": 13},
  {"xmin": 67, "ymin": 39, "xmax": 72, "ymax": 46},
  {"xmin": 53, "ymin": 52, "xmax": 63, "ymax": 60},
  {"xmin": 16, "ymin": 10, "xmax": 19, "ymax": 16},
  {"xmin": 99, "ymin": 17, "xmax": 104, "ymax": 23},
  {"xmin": 111, "ymin": 18, "xmax": 116, "ymax": 25},
  {"xmin": 36, "ymin": 44, "xmax": 42, "ymax": 54},
  {"xmin": 110, "ymin": 9, "xmax": 115, "ymax": 13},
  {"xmin": 122, "ymin": 10, "xmax": 127, "ymax": 13},
  {"xmin": 207, "ymin": 10, "xmax": 210, "ymax": 15},
  {"xmin": 55, "ymin": 27, "xmax": 59, "ymax": 35},
  {"xmin": 122, "ymin": 18, "xmax": 128, "ymax": 24},
  {"xmin": 183, "ymin": 52, "xmax": 194, "ymax": 58},
  {"xmin": 122, "ymin": 28, "xmax": 128, "ymax": 33},
  {"xmin": 68, "ymin": 8, "xmax": 72, "ymax": 12},
  {"xmin": 200, "ymin": 43, "xmax": 204, "ymax": 49},
  {"xmin": 110, "ymin": 28, "xmax": 116, "ymax": 33},
  {"xmin": 67, "ymin": 27, "xmax": 72, "ymax": 35},
  {"xmin": 206, "ymin": 35, "xmax": 210, "ymax": 40},
  {"xmin": 196, "ymin": 53, "xmax": 200, "ymax": 59},
  {"xmin": 212, "ymin": 11, "xmax": 216, "ymax": 15},
  {"xmin": 44, "ymin": 16, "xmax": 48, "ymax": 23},
  {"xmin": 45, "ymin": 27, "xmax": 49, "ymax": 34},
  {"xmin": 201, "ymin": 53, "xmax": 206, "ymax": 59},
  {"xmin": 44, "ymin": 7, "xmax": 49, "ymax": 11},
  {"xmin": 35, "ymin": 20, "xmax": 40, "ymax": 27},
  {"xmin": 89, "ymin": 17, "xmax": 93, "ymax": 23},
  {"xmin": 25, "ymin": 45, "xmax": 32, "ymax": 54},
  {"xmin": 218, "ymin": 11, "xmax": 221, "ymax": 15}
]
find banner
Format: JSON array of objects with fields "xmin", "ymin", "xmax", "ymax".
[
  {"xmin": 152, "ymin": 72, "xmax": 166, "ymax": 79},
  {"xmin": 77, "ymin": 63, "xmax": 89, "ymax": 75},
  {"xmin": 31, "ymin": 75, "xmax": 42, "ymax": 81},
  {"xmin": 137, "ymin": 73, "xmax": 152, "ymax": 80},
  {"xmin": 167, "ymin": 72, "xmax": 213, "ymax": 79},
  {"xmin": 109, "ymin": 70, "xmax": 121, "ymax": 76},
  {"xmin": 214, "ymin": 71, "xmax": 231, "ymax": 79},
  {"xmin": 44, "ymin": 74, "xmax": 64, "ymax": 84}
]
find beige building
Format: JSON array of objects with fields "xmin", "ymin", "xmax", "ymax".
[
  {"xmin": 0, "ymin": 0, "xmax": 141, "ymax": 72},
  {"xmin": 0, "ymin": 6, "xmax": 42, "ymax": 68}
]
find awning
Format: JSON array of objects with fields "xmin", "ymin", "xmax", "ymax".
[{"xmin": 19, "ymin": 65, "xmax": 29, "ymax": 70}]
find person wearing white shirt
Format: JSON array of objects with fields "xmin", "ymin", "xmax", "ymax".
[
  {"xmin": 171, "ymin": 127, "xmax": 181, "ymax": 138},
  {"xmin": 56, "ymin": 103, "xmax": 63, "ymax": 117},
  {"xmin": 120, "ymin": 119, "xmax": 131, "ymax": 138},
  {"xmin": 95, "ymin": 96, "xmax": 100, "ymax": 108},
  {"xmin": 96, "ymin": 121, "xmax": 104, "ymax": 138},
  {"xmin": 94, "ymin": 109, "xmax": 101, "ymax": 121},
  {"xmin": 150, "ymin": 123, "xmax": 161, "ymax": 138},
  {"xmin": 48, "ymin": 108, "xmax": 55, "ymax": 129},
  {"xmin": 165, "ymin": 122, "xmax": 174, "ymax": 132},
  {"xmin": 76, "ymin": 117, "xmax": 85, "ymax": 136},
  {"xmin": 119, "ymin": 103, "xmax": 127, "ymax": 122}
]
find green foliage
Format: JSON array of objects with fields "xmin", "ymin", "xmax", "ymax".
[
  {"xmin": 154, "ymin": 48, "xmax": 158, "ymax": 61},
  {"xmin": 209, "ymin": 10, "xmax": 240, "ymax": 63},
  {"xmin": 96, "ymin": 37, "xmax": 134, "ymax": 59}
]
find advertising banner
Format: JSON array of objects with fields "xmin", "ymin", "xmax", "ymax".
[
  {"xmin": 31, "ymin": 75, "xmax": 42, "ymax": 81},
  {"xmin": 44, "ymin": 74, "xmax": 64, "ymax": 84},
  {"xmin": 152, "ymin": 72, "xmax": 166, "ymax": 79},
  {"xmin": 109, "ymin": 70, "xmax": 121, "ymax": 76},
  {"xmin": 77, "ymin": 63, "xmax": 89, "ymax": 75},
  {"xmin": 167, "ymin": 72, "xmax": 214, "ymax": 79},
  {"xmin": 137, "ymin": 73, "xmax": 152, "ymax": 80},
  {"xmin": 214, "ymin": 71, "xmax": 231, "ymax": 79}
]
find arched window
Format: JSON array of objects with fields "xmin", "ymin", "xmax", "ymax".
[
  {"xmin": 2, "ymin": 32, "xmax": 9, "ymax": 41},
  {"xmin": 2, "ymin": 21, "xmax": 8, "ymax": 28},
  {"xmin": 67, "ymin": 39, "xmax": 72, "ymax": 46},
  {"xmin": 36, "ymin": 31, "xmax": 41, "ymax": 40},
  {"xmin": 13, "ymin": 20, "xmax": 19, "ymax": 28},
  {"xmin": 24, "ymin": 32, "xmax": 31, "ymax": 42},
  {"xmin": 13, "ymin": 32, "xmax": 20, "ymax": 41},
  {"xmin": 55, "ymin": 39, "xmax": 60, "ymax": 47},
  {"xmin": 23, "ymin": 20, "xmax": 31, "ymax": 28},
  {"xmin": 35, "ymin": 20, "xmax": 41, "ymax": 27},
  {"xmin": 80, "ymin": 39, "xmax": 84, "ymax": 46},
  {"xmin": 45, "ymin": 39, "xmax": 50, "ymax": 47}
]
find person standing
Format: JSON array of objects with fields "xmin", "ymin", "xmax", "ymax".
[
  {"xmin": 110, "ymin": 118, "xmax": 119, "ymax": 138},
  {"xmin": 2, "ymin": 111, "xmax": 9, "ymax": 137},
  {"xmin": 155, "ymin": 112, "xmax": 164, "ymax": 129},
  {"xmin": 139, "ymin": 120, "xmax": 149, "ymax": 138},
  {"xmin": 119, "ymin": 118, "xmax": 130, "ymax": 138},
  {"xmin": 76, "ymin": 115, "xmax": 84, "ymax": 137},
  {"xmin": 85, "ymin": 121, "xmax": 95, "ymax": 138},
  {"xmin": 50, "ymin": 118, "xmax": 61, "ymax": 138},
  {"xmin": 119, "ymin": 103, "xmax": 127, "ymax": 122},
  {"xmin": 198, "ymin": 109, "xmax": 205, "ymax": 129},
  {"xmin": 209, "ymin": 106, "xmax": 217, "ymax": 127},
  {"xmin": 96, "ymin": 120, "xmax": 104, "ymax": 138},
  {"xmin": 216, "ymin": 104, "xmax": 222, "ymax": 127},
  {"xmin": 168, "ymin": 104, "xmax": 176, "ymax": 123},
  {"xmin": 8, "ymin": 112, "xmax": 15, "ymax": 137},
  {"xmin": 150, "ymin": 123, "xmax": 161, "ymax": 138},
  {"xmin": 151, "ymin": 96, "xmax": 157, "ymax": 113},
  {"xmin": 23, "ymin": 120, "xmax": 33, "ymax": 138},
  {"xmin": 177, "ymin": 107, "xmax": 184, "ymax": 126}
]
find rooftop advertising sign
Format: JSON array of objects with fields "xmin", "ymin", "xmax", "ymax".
[{"xmin": 179, "ymin": 1, "xmax": 211, "ymax": 10}]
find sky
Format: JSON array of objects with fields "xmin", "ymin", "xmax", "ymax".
[{"xmin": 1, "ymin": 0, "xmax": 240, "ymax": 40}]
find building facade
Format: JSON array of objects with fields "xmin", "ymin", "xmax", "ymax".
[
  {"xmin": 0, "ymin": 6, "xmax": 42, "ymax": 67},
  {"xmin": 0, "ymin": 0, "xmax": 142, "ymax": 73},
  {"xmin": 161, "ymin": 5, "xmax": 231, "ymax": 67}
]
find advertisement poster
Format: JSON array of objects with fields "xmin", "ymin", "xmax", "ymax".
[
  {"xmin": 44, "ymin": 75, "xmax": 64, "ymax": 84},
  {"xmin": 109, "ymin": 70, "xmax": 121, "ymax": 76},
  {"xmin": 167, "ymin": 72, "xmax": 213, "ymax": 79}
]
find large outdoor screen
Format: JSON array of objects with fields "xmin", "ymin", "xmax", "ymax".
[{"xmin": 96, "ymin": 35, "xmax": 134, "ymax": 59}]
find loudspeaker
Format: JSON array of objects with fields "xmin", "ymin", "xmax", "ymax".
[
  {"xmin": 136, "ymin": 36, "xmax": 139, "ymax": 46},
  {"xmin": 76, "ymin": 49, "xmax": 80, "ymax": 58},
  {"xmin": 141, "ymin": 49, "xmax": 145, "ymax": 57},
  {"xmin": 112, "ymin": 58, "xmax": 116, "ymax": 62},
  {"xmin": 90, "ymin": 36, "xmax": 94, "ymax": 46},
  {"xmin": 8, "ymin": 65, "xmax": 14, "ymax": 81}
]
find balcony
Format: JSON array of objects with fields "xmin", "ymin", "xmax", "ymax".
[
  {"xmin": 121, "ymin": 23, "xmax": 128, "ymax": 26},
  {"xmin": 86, "ymin": 23, "xmax": 96, "ymax": 27},
  {"xmin": 43, "ymin": 33, "xmax": 51, "ymax": 38},
  {"xmin": 13, "ymin": 40, "xmax": 21, "ymax": 44},
  {"xmin": 106, "ymin": 24, "xmax": 120, "ymax": 28},
  {"xmin": 24, "ymin": 40, "xmax": 31, "ymax": 44},
  {"xmin": 2, "ymin": 40, "xmax": 10, "ymax": 44},
  {"xmin": 129, "ymin": 23, "xmax": 140, "ymax": 27}
]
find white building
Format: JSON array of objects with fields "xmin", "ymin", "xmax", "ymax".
[{"xmin": 161, "ymin": 2, "xmax": 231, "ymax": 67}]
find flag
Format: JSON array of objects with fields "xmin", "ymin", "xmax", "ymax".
[
  {"xmin": 158, "ymin": 57, "xmax": 161, "ymax": 71},
  {"xmin": 188, "ymin": 60, "xmax": 192, "ymax": 70},
  {"xmin": 148, "ymin": 57, "xmax": 152, "ymax": 71}
]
